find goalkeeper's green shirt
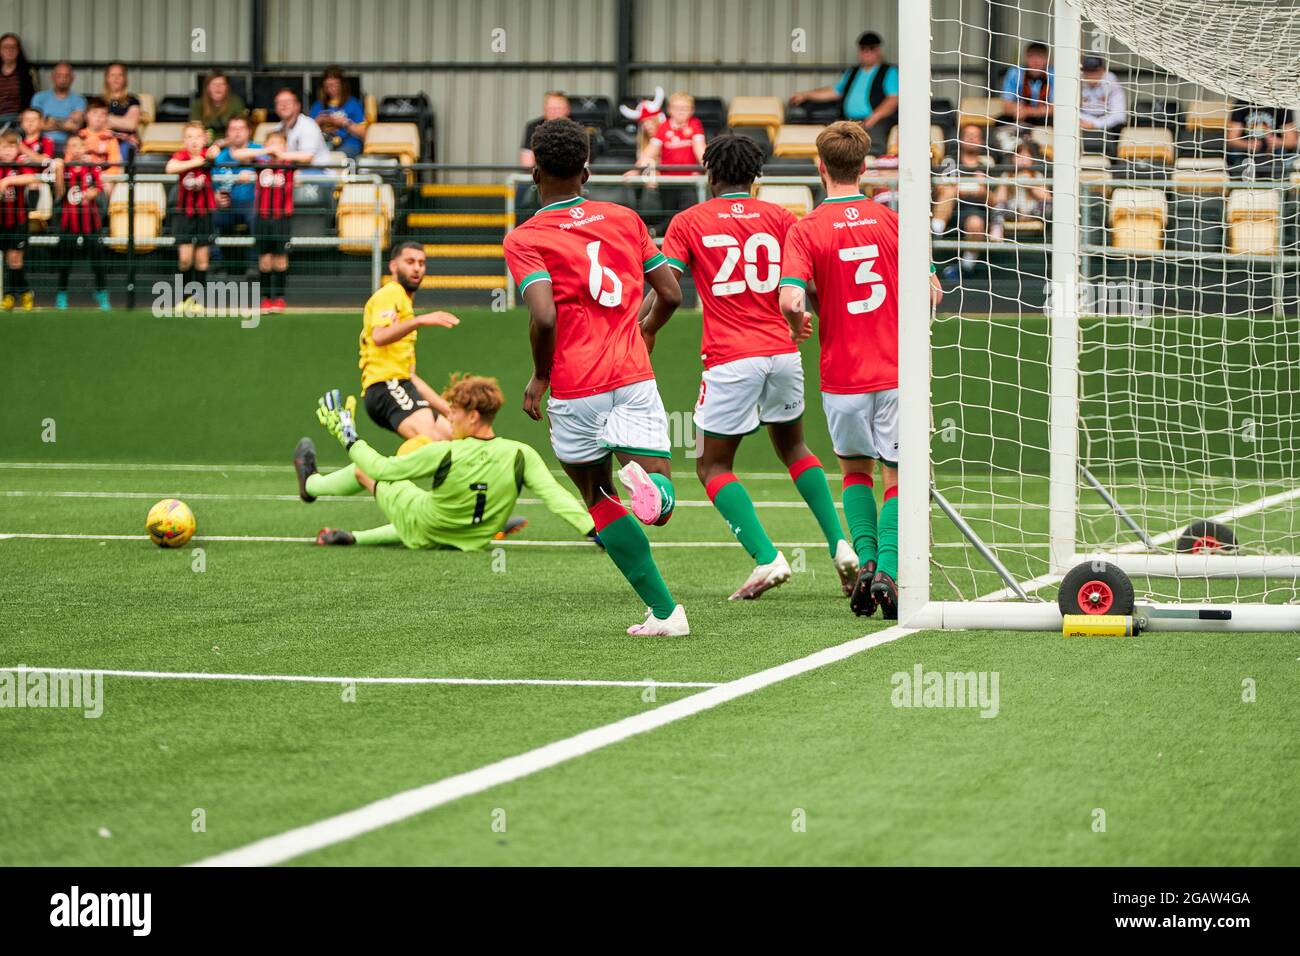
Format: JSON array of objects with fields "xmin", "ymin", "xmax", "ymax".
[{"xmin": 347, "ymin": 436, "xmax": 594, "ymax": 550}]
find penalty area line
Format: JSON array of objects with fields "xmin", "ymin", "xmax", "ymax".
[
  {"xmin": 0, "ymin": 666, "xmax": 719, "ymax": 690},
  {"xmin": 188, "ymin": 621, "xmax": 916, "ymax": 867}
]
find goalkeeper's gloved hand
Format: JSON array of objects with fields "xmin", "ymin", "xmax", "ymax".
[{"xmin": 316, "ymin": 389, "xmax": 359, "ymax": 449}]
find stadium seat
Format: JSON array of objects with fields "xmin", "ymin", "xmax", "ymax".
[
  {"xmin": 337, "ymin": 182, "xmax": 395, "ymax": 254},
  {"xmin": 958, "ymin": 96, "xmax": 1002, "ymax": 128},
  {"xmin": 727, "ymin": 96, "xmax": 783, "ymax": 135},
  {"xmin": 377, "ymin": 93, "xmax": 434, "ymax": 164},
  {"xmin": 139, "ymin": 122, "xmax": 185, "ymax": 155},
  {"xmin": 1129, "ymin": 97, "xmax": 1181, "ymax": 130},
  {"xmin": 784, "ymin": 100, "xmax": 841, "ymax": 125},
  {"xmin": 730, "ymin": 125, "xmax": 773, "ymax": 159},
  {"xmin": 155, "ymin": 95, "xmax": 190, "ymax": 122},
  {"xmin": 323, "ymin": 150, "xmax": 352, "ymax": 171},
  {"xmin": 772, "ymin": 124, "xmax": 824, "ymax": 159},
  {"xmin": 363, "ymin": 123, "xmax": 420, "ymax": 165},
  {"xmin": 253, "ymin": 121, "xmax": 280, "ymax": 144},
  {"xmin": 1109, "ymin": 187, "xmax": 1167, "ymax": 252},
  {"xmin": 692, "ymin": 97, "xmax": 727, "ymax": 138},
  {"xmin": 1028, "ymin": 126, "xmax": 1054, "ymax": 162},
  {"xmin": 1117, "ymin": 126, "xmax": 1175, "ymax": 165},
  {"xmin": 1227, "ymin": 188, "xmax": 1281, "ymax": 255},
  {"xmin": 29, "ymin": 183, "xmax": 53, "ymax": 223},
  {"xmin": 756, "ymin": 184, "xmax": 813, "ymax": 218},
  {"xmin": 1172, "ymin": 156, "xmax": 1228, "ymax": 194},
  {"xmin": 108, "ymin": 182, "xmax": 167, "ymax": 252},
  {"xmin": 136, "ymin": 92, "xmax": 156, "ymax": 126},
  {"xmin": 364, "ymin": 94, "xmax": 378, "ymax": 126},
  {"xmin": 568, "ymin": 95, "xmax": 613, "ymax": 132}
]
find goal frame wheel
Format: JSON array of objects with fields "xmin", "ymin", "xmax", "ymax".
[
  {"xmin": 1058, "ymin": 561, "xmax": 1136, "ymax": 617},
  {"xmin": 1176, "ymin": 520, "xmax": 1238, "ymax": 555}
]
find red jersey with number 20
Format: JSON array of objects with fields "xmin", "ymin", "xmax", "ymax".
[
  {"xmin": 780, "ymin": 195, "xmax": 899, "ymax": 394},
  {"xmin": 662, "ymin": 193, "xmax": 799, "ymax": 369},
  {"xmin": 504, "ymin": 196, "xmax": 666, "ymax": 399}
]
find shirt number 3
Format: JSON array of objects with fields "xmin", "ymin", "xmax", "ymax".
[{"xmin": 839, "ymin": 244, "xmax": 888, "ymax": 314}]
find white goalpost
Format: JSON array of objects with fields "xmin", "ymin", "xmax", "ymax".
[{"xmin": 897, "ymin": 0, "xmax": 1300, "ymax": 631}]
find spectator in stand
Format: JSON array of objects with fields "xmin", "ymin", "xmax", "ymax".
[
  {"xmin": 165, "ymin": 122, "xmax": 218, "ymax": 315},
  {"xmin": 0, "ymin": 130, "xmax": 41, "ymax": 310},
  {"xmin": 625, "ymin": 90, "xmax": 705, "ymax": 226},
  {"xmin": 273, "ymin": 88, "xmax": 330, "ymax": 167},
  {"xmin": 18, "ymin": 106, "xmax": 56, "ymax": 167},
  {"xmin": 933, "ymin": 124, "xmax": 997, "ymax": 280},
  {"xmin": 999, "ymin": 41, "xmax": 1054, "ymax": 133},
  {"xmin": 789, "ymin": 31, "xmax": 900, "ymax": 154},
  {"xmin": 207, "ymin": 114, "xmax": 259, "ymax": 239},
  {"xmin": 229, "ymin": 129, "xmax": 300, "ymax": 313},
  {"xmin": 0, "ymin": 33, "xmax": 36, "ymax": 127},
  {"xmin": 54, "ymin": 132, "xmax": 110, "ymax": 311},
  {"xmin": 991, "ymin": 140, "xmax": 1051, "ymax": 236},
  {"xmin": 191, "ymin": 71, "xmax": 247, "ymax": 141},
  {"xmin": 310, "ymin": 66, "xmax": 367, "ymax": 159},
  {"xmin": 1226, "ymin": 100, "xmax": 1297, "ymax": 179},
  {"xmin": 519, "ymin": 91, "xmax": 571, "ymax": 168},
  {"xmin": 102, "ymin": 62, "xmax": 142, "ymax": 163},
  {"xmin": 77, "ymin": 98, "xmax": 122, "ymax": 190},
  {"xmin": 1078, "ymin": 55, "xmax": 1126, "ymax": 155},
  {"xmin": 31, "ymin": 62, "xmax": 86, "ymax": 154}
]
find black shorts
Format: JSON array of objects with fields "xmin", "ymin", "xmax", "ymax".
[
  {"xmin": 0, "ymin": 223, "xmax": 28, "ymax": 251},
  {"xmin": 174, "ymin": 213, "xmax": 215, "ymax": 247},
  {"xmin": 253, "ymin": 216, "xmax": 292, "ymax": 254},
  {"xmin": 58, "ymin": 233, "xmax": 105, "ymax": 259},
  {"xmin": 364, "ymin": 379, "xmax": 432, "ymax": 432}
]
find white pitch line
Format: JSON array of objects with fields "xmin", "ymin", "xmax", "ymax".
[
  {"xmin": 189, "ymin": 622, "xmax": 916, "ymax": 867},
  {"xmin": 0, "ymin": 666, "xmax": 718, "ymax": 690}
]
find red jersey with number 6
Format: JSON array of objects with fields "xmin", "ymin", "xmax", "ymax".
[
  {"xmin": 780, "ymin": 195, "xmax": 899, "ymax": 394},
  {"xmin": 662, "ymin": 194, "xmax": 799, "ymax": 369},
  {"xmin": 504, "ymin": 196, "xmax": 666, "ymax": 399}
]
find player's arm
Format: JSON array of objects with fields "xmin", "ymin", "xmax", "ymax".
[
  {"xmin": 347, "ymin": 435, "xmax": 454, "ymax": 482},
  {"xmin": 370, "ymin": 310, "xmax": 459, "ymax": 347},
  {"xmin": 164, "ymin": 154, "xmax": 206, "ymax": 174},
  {"xmin": 521, "ymin": 278, "xmax": 556, "ymax": 420},
  {"xmin": 520, "ymin": 444, "xmax": 595, "ymax": 536},
  {"xmin": 0, "ymin": 173, "xmax": 40, "ymax": 190},
  {"xmin": 778, "ymin": 226, "xmax": 815, "ymax": 343}
]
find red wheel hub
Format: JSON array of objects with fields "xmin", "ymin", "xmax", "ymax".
[
  {"xmin": 1077, "ymin": 580, "xmax": 1114, "ymax": 614},
  {"xmin": 1190, "ymin": 536, "xmax": 1220, "ymax": 554}
]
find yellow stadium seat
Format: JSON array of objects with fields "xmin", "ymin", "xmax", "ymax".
[
  {"xmin": 364, "ymin": 94, "xmax": 378, "ymax": 126},
  {"xmin": 136, "ymin": 92, "xmax": 155, "ymax": 126},
  {"xmin": 1117, "ymin": 126, "xmax": 1175, "ymax": 165},
  {"xmin": 139, "ymin": 122, "xmax": 185, "ymax": 155},
  {"xmin": 253, "ymin": 121, "xmax": 280, "ymax": 144},
  {"xmin": 337, "ymin": 183, "xmax": 395, "ymax": 254},
  {"xmin": 727, "ymin": 96, "xmax": 784, "ymax": 134},
  {"xmin": 1172, "ymin": 156, "xmax": 1228, "ymax": 194},
  {"xmin": 1185, "ymin": 100, "xmax": 1233, "ymax": 133},
  {"xmin": 756, "ymin": 184, "xmax": 814, "ymax": 218},
  {"xmin": 958, "ymin": 96, "xmax": 1002, "ymax": 128},
  {"xmin": 107, "ymin": 182, "xmax": 167, "ymax": 252},
  {"xmin": 28, "ymin": 183, "xmax": 53, "ymax": 223},
  {"xmin": 363, "ymin": 123, "xmax": 420, "ymax": 165},
  {"xmin": 1227, "ymin": 188, "xmax": 1281, "ymax": 255},
  {"xmin": 1109, "ymin": 187, "xmax": 1167, "ymax": 252},
  {"xmin": 772, "ymin": 124, "xmax": 823, "ymax": 159}
]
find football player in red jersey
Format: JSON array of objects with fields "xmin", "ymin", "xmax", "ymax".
[
  {"xmin": 54, "ymin": 133, "xmax": 110, "ymax": 310},
  {"xmin": 779, "ymin": 121, "xmax": 941, "ymax": 619},
  {"xmin": 642, "ymin": 133, "xmax": 858, "ymax": 602},
  {"xmin": 165, "ymin": 121, "xmax": 218, "ymax": 315},
  {"xmin": 504, "ymin": 117, "xmax": 689, "ymax": 636},
  {"xmin": 0, "ymin": 130, "xmax": 42, "ymax": 311},
  {"xmin": 230, "ymin": 129, "xmax": 298, "ymax": 313}
]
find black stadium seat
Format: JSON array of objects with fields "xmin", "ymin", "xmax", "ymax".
[
  {"xmin": 784, "ymin": 100, "xmax": 841, "ymax": 124},
  {"xmin": 251, "ymin": 73, "xmax": 307, "ymax": 110},
  {"xmin": 693, "ymin": 97, "xmax": 727, "ymax": 138},
  {"xmin": 568, "ymin": 95, "xmax": 612, "ymax": 132},
  {"xmin": 729, "ymin": 125, "xmax": 773, "ymax": 159}
]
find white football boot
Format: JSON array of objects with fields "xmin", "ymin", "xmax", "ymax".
[
  {"xmin": 627, "ymin": 604, "xmax": 690, "ymax": 637},
  {"xmin": 833, "ymin": 539, "xmax": 860, "ymax": 596},
  {"xmin": 729, "ymin": 551, "xmax": 792, "ymax": 601}
]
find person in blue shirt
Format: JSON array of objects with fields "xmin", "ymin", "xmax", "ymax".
[
  {"xmin": 1000, "ymin": 42, "xmax": 1055, "ymax": 126},
  {"xmin": 31, "ymin": 62, "xmax": 86, "ymax": 154},
  {"xmin": 205, "ymin": 114, "xmax": 259, "ymax": 270},
  {"xmin": 309, "ymin": 66, "xmax": 367, "ymax": 158},
  {"xmin": 789, "ymin": 31, "xmax": 899, "ymax": 153}
]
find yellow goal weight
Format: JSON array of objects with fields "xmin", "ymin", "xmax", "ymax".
[{"xmin": 1062, "ymin": 614, "xmax": 1141, "ymax": 637}]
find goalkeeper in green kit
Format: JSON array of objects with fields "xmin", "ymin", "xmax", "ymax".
[{"xmin": 295, "ymin": 373, "xmax": 598, "ymax": 550}]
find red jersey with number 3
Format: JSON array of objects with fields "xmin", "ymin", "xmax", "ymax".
[
  {"xmin": 504, "ymin": 197, "xmax": 666, "ymax": 399},
  {"xmin": 780, "ymin": 195, "xmax": 899, "ymax": 394},
  {"xmin": 663, "ymin": 194, "xmax": 799, "ymax": 369}
]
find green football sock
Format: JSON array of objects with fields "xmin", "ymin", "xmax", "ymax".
[
  {"xmin": 706, "ymin": 473, "xmax": 778, "ymax": 565},
  {"xmin": 842, "ymin": 475, "xmax": 878, "ymax": 567},
  {"xmin": 789, "ymin": 455, "xmax": 845, "ymax": 556},
  {"xmin": 877, "ymin": 492, "xmax": 898, "ymax": 580},
  {"xmin": 353, "ymin": 524, "xmax": 402, "ymax": 546},
  {"xmin": 594, "ymin": 508, "xmax": 676, "ymax": 619},
  {"xmin": 649, "ymin": 472, "xmax": 676, "ymax": 525},
  {"xmin": 306, "ymin": 466, "xmax": 364, "ymax": 497}
]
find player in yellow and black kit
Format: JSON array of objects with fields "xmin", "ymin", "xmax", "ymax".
[{"xmin": 358, "ymin": 241, "xmax": 460, "ymax": 441}]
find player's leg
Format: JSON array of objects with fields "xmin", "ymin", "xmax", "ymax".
[
  {"xmin": 363, "ymin": 379, "xmax": 451, "ymax": 442},
  {"xmin": 272, "ymin": 250, "xmax": 288, "ymax": 308},
  {"xmin": 8, "ymin": 245, "xmax": 30, "ymax": 308},
  {"xmin": 551, "ymin": 388, "xmax": 685, "ymax": 635},
  {"xmin": 605, "ymin": 380, "xmax": 677, "ymax": 527},
  {"xmin": 54, "ymin": 236, "xmax": 73, "ymax": 309},
  {"xmin": 823, "ymin": 390, "xmax": 884, "ymax": 615},
  {"xmin": 868, "ymin": 389, "xmax": 901, "ymax": 619},
  {"xmin": 258, "ymin": 249, "xmax": 273, "ymax": 311},
  {"xmin": 0, "ymin": 242, "xmax": 16, "ymax": 309},
  {"xmin": 89, "ymin": 236, "xmax": 109, "ymax": 310},
  {"xmin": 396, "ymin": 407, "xmax": 452, "ymax": 442}
]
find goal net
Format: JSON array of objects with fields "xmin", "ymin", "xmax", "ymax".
[{"xmin": 897, "ymin": 0, "xmax": 1300, "ymax": 630}]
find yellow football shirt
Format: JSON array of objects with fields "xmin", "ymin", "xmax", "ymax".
[{"xmin": 359, "ymin": 282, "xmax": 417, "ymax": 390}]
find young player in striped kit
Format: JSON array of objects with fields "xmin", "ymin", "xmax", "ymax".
[
  {"xmin": 643, "ymin": 133, "xmax": 858, "ymax": 601},
  {"xmin": 54, "ymin": 133, "xmax": 110, "ymax": 310},
  {"xmin": 165, "ymin": 121, "xmax": 218, "ymax": 315},
  {"xmin": 504, "ymin": 117, "xmax": 689, "ymax": 637},
  {"xmin": 0, "ymin": 130, "xmax": 41, "ymax": 311}
]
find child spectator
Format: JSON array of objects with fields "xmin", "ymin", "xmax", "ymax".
[
  {"xmin": 0, "ymin": 130, "xmax": 41, "ymax": 310},
  {"xmin": 992, "ymin": 140, "xmax": 1052, "ymax": 232},
  {"xmin": 55, "ymin": 134, "xmax": 109, "ymax": 311},
  {"xmin": 625, "ymin": 90, "xmax": 706, "ymax": 228},
  {"xmin": 933, "ymin": 124, "xmax": 997, "ymax": 280},
  {"xmin": 18, "ymin": 107, "xmax": 56, "ymax": 166},
  {"xmin": 165, "ymin": 122, "xmax": 218, "ymax": 315},
  {"xmin": 77, "ymin": 98, "xmax": 122, "ymax": 189},
  {"xmin": 231, "ymin": 129, "xmax": 298, "ymax": 313}
]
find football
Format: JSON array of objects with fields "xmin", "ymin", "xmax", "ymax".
[{"xmin": 145, "ymin": 498, "xmax": 196, "ymax": 548}]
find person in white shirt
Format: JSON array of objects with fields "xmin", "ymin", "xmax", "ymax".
[
  {"xmin": 1079, "ymin": 55, "xmax": 1127, "ymax": 154},
  {"xmin": 273, "ymin": 87, "xmax": 330, "ymax": 166}
]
